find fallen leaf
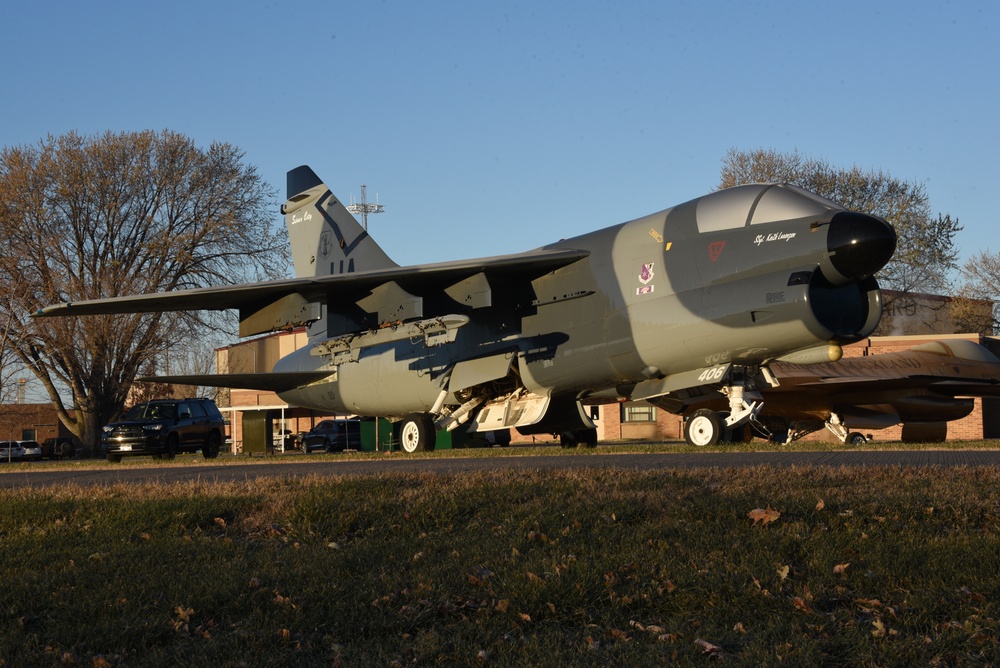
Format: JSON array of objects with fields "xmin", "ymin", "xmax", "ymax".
[
  {"xmin": 815, "ymin": 499, "xmax": 825, "ymax": 511},
  {"xmin": 777, "ymin": 565, "xmax": 790, "ymax": 580},
  {"xmin": 213, "ymin": 517, "xmax": 227, "ymax": 528},
  {"xmin": 694, "ymin": 638, "xmax": 724, "ymax": 658},
  {"xmin": 748, "ymin": 507, "xmax": 781, "ymax": 526},
  {"xmin": 495, "ymin": 599, "xmax": 510, "ymax": 613},
  {"xmin": 834, "ymin": 563, "xmax": 851, "ymax": 575},
  {"xmin": 518, "ymin": 612, "xmax": 532, "ymax": 623},
  {"xmin": 792, "ymin": 597, "xmax": 811, "ymax": 613},
  {"xmin": 871, "ymin": 619, "xmax": 886, "ymax": 637}
]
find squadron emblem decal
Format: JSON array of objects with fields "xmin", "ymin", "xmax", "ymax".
[
  {"xmin": 708, "ymin": 241, "xmax": 726, "ymax": 262},
  {"xmin": 637, "ymin": 262, "xmax": 655, "ymax": 295},
  {"xmin": 639, "ymin": 262, "xmax": 655, "ymax": 284}
]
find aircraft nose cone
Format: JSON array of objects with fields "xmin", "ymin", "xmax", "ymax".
[{"xmin": 826, "ymin": 211, "xmax": 896, "ymax": 282}]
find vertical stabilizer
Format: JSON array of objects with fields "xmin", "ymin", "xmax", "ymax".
[{"xmin": 282, "ymin": 166, "xmax": 398, "ymax": 278}]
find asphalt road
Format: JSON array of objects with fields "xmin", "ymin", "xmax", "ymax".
[{"xmin": 2, "ymin": 449, "xmax": 1000, "ymax": 489}]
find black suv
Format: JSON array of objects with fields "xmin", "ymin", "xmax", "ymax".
[{"xmin": 101, "ymin": 399, "xmax": 225, "ymax": 462}]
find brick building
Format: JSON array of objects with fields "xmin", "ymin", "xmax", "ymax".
[{"xmin": 0, "ymin": 403, "xmax": 78, "ymax": 446}]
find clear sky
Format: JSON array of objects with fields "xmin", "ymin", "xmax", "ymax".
[{"xmin": 3, "ymin": 0, "xmax": 997, "ymax": 270}]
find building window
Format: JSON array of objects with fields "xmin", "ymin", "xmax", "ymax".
[{"xmin": 621, "ymin": 402, "xmax": 656, "ymax": 423}]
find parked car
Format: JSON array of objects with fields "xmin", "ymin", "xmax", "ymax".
[
  {"xmin": 19, "ymin": 440, "xmax": 42, "ymax": 461},
  {"xmin": 100, "ymin": 398, "xmax": 225, "ymax": 462},
  {"xmin": 41, "ymin": 438, "xmax": 76, "ymax": 460},
  {"xmin": 0, "ymin": 441, "xmax": 25, "ymax": 462},
  {"xmin": 301, "ymin": 419, "xmax": 362, "ymax": 453}
]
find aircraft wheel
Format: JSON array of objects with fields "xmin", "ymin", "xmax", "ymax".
[
  {"xmin": 400, "ymin": 413, "xmax": 436, "ymax": 453},
  {"xmin": 847, "ymin": 432, "xmax": 867, "ymax": 446},
  {"xmin": 559, "ymin": 431, "xmax": 577, "ymax": 448},
  {"xmin": 685, "ymin": 409, "xmax": 722, "ymax": 447},
  {"xmin": 577, "ymin": 428, "xmax": 598, "ymax": 448}
]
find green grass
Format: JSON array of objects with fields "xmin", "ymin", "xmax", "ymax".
[
  {"xmin": 5, "ymin": 437, "xmax": 1000, "ymax": 474},
  {"xmin": 1, "ymin": 465, "xmax": 999, "ymax": 665}
]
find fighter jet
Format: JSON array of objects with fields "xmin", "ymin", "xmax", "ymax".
[
  {"xmin": 740, "ymin": 338, "xmax": 1000, "ymax": 445},
  {"xmin": 35, "ymin": 166, "xmax": 896, "ymax": 450}
]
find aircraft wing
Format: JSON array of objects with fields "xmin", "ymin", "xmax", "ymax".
[
  {"xmin": 137, "ymin": 372, "xmax": 332, "ymax": 393},
  {"xmin": 792, "ymin": 375, "xmax": 1000, "ymax": 397},
  {"xmin": 34, "ymin": 247, "xmax": 589, "ymax": 336}
]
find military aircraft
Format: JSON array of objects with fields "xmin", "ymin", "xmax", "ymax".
[
  {"xmin": 734, "ymin": 338, "xmax": 1000, "ymax": 445},
  {"xmin": 35, "ymin": 165, "xmax": 896, "ymax": 450}
]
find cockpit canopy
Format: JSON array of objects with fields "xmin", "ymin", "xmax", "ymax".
[
  {"xmin": 910, "ymin": 339, "xmax": 1000, "ymax": 364},
  {"xmin": 695, "ymin": 183, "xmax": 843, "ymax": 234}
]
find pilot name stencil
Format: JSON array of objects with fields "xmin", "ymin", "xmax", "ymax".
[{"xmin": 754, "ymin": 231, "xmax": 797, "ymax": 246}]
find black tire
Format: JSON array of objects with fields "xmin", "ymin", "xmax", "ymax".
[
  {"xmin": 163, "ymin": 434, "xmax": 178, "ymax": 460},
  {"xmin": 685, "ymin": 409, "xmax": 722, "ymax": 447},
  {"xmin": 203, "ymin": 431, "xmax": 221, "ymax": 459},
  {"xmin": 399, "ymin": 413, "xmax": 436, "ymax": 453},
  {"xmin": 847, "ymin": 432, "xmax": 867, "ymax": 446},
  {"xmin": 323, "ymin": 439, "xmax": 333, "ymax": 453},
  {"xmin": 559, "ymin": 431, "xmax": 577, "ymax": 448}
]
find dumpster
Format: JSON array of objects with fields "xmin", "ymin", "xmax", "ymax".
[{"xmin": 242, "ymin": 411, "xmax": 272, "ymax": 455}]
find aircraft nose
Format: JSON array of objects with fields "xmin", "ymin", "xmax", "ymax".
[{"xmin": 825, "ymin": 211, "xmax": 896, "ymax": 283}]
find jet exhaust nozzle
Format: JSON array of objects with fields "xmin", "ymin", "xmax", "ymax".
[{"xmin": 825, "ymin": 212, "xmax": 896, "ymax": 284}]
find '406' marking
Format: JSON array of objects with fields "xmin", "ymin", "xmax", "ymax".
[{"xmin": 697, "ymin": 366, "xmax": 727, "ymax": 383}]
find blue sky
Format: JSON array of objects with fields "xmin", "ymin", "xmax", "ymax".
[{"xmin": 3, "ymin": 0, "xmax": 997, "ymax": 269}]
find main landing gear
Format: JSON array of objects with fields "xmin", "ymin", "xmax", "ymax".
[
  {"xmin": 824, "ymin": 413, "xmax": 868, "ymax": 445},
  {"xmin": 683, "ymin": 381, "xmax": 762, "ymax": 447},
  {"xmin": 399, "ymin": 413, "xmax": 436, "ymax": 453}
]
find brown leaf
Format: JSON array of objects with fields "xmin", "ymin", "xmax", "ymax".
[
  {"xmin": 694, "ymin": 639, "xmax": 724, "ymax": 657},
  {"xmin": 834, "ymin": 563, "xmax": 851, "ymax": 575},
  {"xmin": 518, "ymin": 612, "xmax": 532, "ymax": 623},
  {"xmin": 748, "ymin": 506, "xmax": 781, "ymax": 526},
  {"xmin": 495, "ymin": 599, "xmax": 510, "ymax": 613},
  {"xmin": 815, "ymin": 499, "xmax": 825, "ymax": 511},
  {"xmin": 792, "ymin": 597, "xmax": 811, "ymax": 613}
]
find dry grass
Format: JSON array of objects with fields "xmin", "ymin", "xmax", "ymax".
[{"xmin": 0, "ymin": 466, "xmax": 998, "ymax": 665}]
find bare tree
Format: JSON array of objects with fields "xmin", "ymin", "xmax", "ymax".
[
  {"xmin": 720, "ymin": 148, "xmax": 962, "ymax": 313},
  {"xmin": 0, "ymin": 130, "xmax": 288, "ymax": 453},
  {"xmin": 958, "ymin": 251, "xmax": 1000, "ymax": 334}
]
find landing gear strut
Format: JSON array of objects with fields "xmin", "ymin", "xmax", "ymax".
[
  {"xmin": 683, "ymin": 373, "xmax": 763, "ymax": 447},
  {"xmin": 824, "ymin": 413, "xmax": 868, "ymax": 445}
]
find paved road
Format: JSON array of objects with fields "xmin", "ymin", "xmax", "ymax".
[{"xmin": 2, "ymin": 449, "xmax": 999, "ymax": 489}]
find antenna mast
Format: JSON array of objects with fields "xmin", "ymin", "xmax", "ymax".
[{"xmin": 347, "ymin": 184, "xmax": 385, "ymax": 231}]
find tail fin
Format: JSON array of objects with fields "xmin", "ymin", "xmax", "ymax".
[{"xmin": 282, "ymin": 165, "xmax": 398, "ymax": 278}]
